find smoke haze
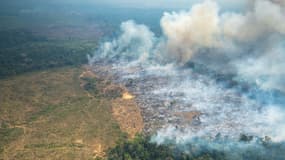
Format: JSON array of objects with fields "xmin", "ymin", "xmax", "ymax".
[{"xmin": 89, "ymin": 0, "xmax": 285, "ymax": 157}]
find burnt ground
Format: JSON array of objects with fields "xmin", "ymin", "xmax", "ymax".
[
  {"xmin": 91, "ymin": 61, "xmax": 213, "ymax": 135},
  {"xmin": 90, "ymin": 59, "xmax": 275, "ymax": 140}
]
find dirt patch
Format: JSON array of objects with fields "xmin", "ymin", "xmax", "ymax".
[
  {"xmin": 175, "ymin": 111, "xmax": 202, "ymax": 122},
  {"xmin": 112, "ymin": 90, "xmax": 143, "ymax": 138},
  {"xmin": 92, "ymin": 143, "xmax": 105, "ymax": 159},
  {"xmin": 79, "ymin": 67, "xmax": 96, "ymax": 79},
  {"xmin": 80, "ymin": 66, "xmax": 144, "ymax": 138}
]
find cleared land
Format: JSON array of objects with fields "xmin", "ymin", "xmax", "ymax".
[{"xmin": 0, "ymin": 66, "xmax": 143, "ymax": 160}]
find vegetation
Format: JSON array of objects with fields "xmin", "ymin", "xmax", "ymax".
[
  {"xmin": 106, "ymin": 134, "xmax": 285, "ymax": 160},
  {"xmin": 1, "ymin": 2, "xmax": 284, "ymax": 159},
  {"xmin": 106, "ymin": 135, "xmax": 223, "ymax": 160},
  {"xmin": 0, "ymin": 67, "xmax": 127, "ymax": 159},
  {"xmin": 81, "ymin": 77, "xmax": 99, "ymax": 95},
  {"xmin": 0, "ymin": 30, "xmax": 97, "ymax": 78},
  {"xmin": 107, "ymin": 135, "xmax": 178, "ymax": 160}
]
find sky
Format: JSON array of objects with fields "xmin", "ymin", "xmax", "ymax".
[
  {"xmin": 63, "ymin": 0, "xmax": 247, "ymax": 9},
  {"xmin": 1, "ymin": 0, "xmax": 247, "ymax": 11}
]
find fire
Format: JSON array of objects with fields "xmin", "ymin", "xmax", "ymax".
[{"xmin": 122, "ymin": 92, "xmax": 135, "ymax": 100}]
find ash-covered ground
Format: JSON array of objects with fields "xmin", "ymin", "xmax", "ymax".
[
  {"xmin": 91, "ymin": 59, "xmax": 279, "ymax": 141},
  {"xmin": 89, "ymin": 1, "xmax": 285, "ymax": 158}
]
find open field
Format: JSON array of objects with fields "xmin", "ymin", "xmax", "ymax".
[{"xmin": 0, "ymin": 66, "xmax": 143, "ymax": 159}]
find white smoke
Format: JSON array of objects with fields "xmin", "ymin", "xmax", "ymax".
[
  {"xmin": 89, "ymin": 0, "xmax": 285, "ymax": 146},
  {"xmin": 160, "ymin": 0, "xmax": 285, "ymax": 92},
  {"xmin": 264, "ymin": 106, "xmax": 285, "ymax": 142},
  {"xmin": 88, "ymin": 20, "xmax": 155, "ymax": 64},
  {"xmin": 160, "ymin": 0, "xmax": 221, "ymax": 63},
  {"xmin": 154, "ymin": 0, "xmax": 285, "ymax": 144},
  {"xmin": 97, "ymin": 0, "xmax": 283, "ymax": 92},
  {"xmin": 223, "ymin": 0, "xmax": 285, "ymax": 42},
  {"xmin": 234, "ymin": 43, "xmax": 285, "ymax": 92}
]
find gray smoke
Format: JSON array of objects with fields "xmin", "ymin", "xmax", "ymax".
[
  {"xmin": 90, "ymin": 0, "xmax": 285, "ymax": 92},
  {"xmin": 159, "ymin": 0, "xmax": 285, "ymax": 92},
  {"xmin": 89, "ymin": 0, "xmax": 285, "ymax": 154}
]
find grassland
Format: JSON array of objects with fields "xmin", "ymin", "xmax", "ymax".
[
  {"xmin": 0, "ymin": 67, "xmax": 129, "ymax": 160},
  {"xmin": 0, "ymin": 9, "xmax": 143, "ymax": 159},
  {"xmin": 0, "ymin": 3, "xmax": 149, "ymax": 159}
]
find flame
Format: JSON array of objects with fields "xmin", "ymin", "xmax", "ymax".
[{"xmin": 122, "ymin": 92, "xmax": 135, "ymax": 100}]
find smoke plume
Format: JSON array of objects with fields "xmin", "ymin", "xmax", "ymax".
[
  {"xmin": 91, "ymin": 0, "xmax": 285, "ymax": 92},
  {"xmin": 89, "ymin": 0, "xmax": 285, "ymax": 156},
  {"xmin": 88, "ymin": 20, "xmax": 155, "ymax": 64},
  {"xmin": 160, "ymin": 0, "xmax": 285, "ymax": 91}
]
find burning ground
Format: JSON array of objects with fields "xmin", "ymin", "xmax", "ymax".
[
  {"xmin": 89, "ymin": 0, "xmax": 285, "ymax": 159},
  {"xmin": 90, "ymin": 56, "xmax": 285, "ymax": 159}
]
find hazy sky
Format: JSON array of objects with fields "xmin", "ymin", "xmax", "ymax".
[
  {"xmin": 68, "ymin": 0, "xmax": 247, "ymax": 9},
  {"xmin": 2, "ymin": 0, "xmax": 247, "ymax": 10},
  {"xmin": 2, "ymin": 0, "xmax": 248, "ymax": 10}
]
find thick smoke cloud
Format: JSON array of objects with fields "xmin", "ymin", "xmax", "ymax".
[
  {"xmin": 160, "ymin": 0, "xmax": 221, "ymax": 63},
  {"xmin": 166, "ymin": 0, "xmax": 285, "ymax": 91},
  {"xmin": 90, "ymin": 0, "xmax": 285, "ymax": 148},
  {"xmin": 157, "ymin": 0, "xmax": 285, "ymax": 143},
  {"xmin": 92, "ymin": 0, "xmax": 285, "ymax": 92},
  {"xmin": 223, "ymin": 0, "xmax": 285, "ymax": 42}
]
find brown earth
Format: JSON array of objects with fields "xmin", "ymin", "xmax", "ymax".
[
  {"xmin": 80, "ymin": 66, "xmax": 144, "ymax": 138},
  {"xmin": 0, "ymin": 66, "xmax": 144, "ymax": 160},
  {"xmin": 175, "ymin": 111, "xmax": 202, "ymax": 122},
  {"xmin": 112, "ymin": 91, "xmax": 144, "ymax": 138}
]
